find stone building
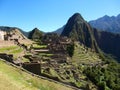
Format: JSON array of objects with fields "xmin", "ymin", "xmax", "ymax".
[{"xmin": 0, "ymin": 30, "xmax": 6, "ymax": 40}]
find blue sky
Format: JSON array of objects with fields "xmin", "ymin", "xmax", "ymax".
[{"xmin": 0, "ymin": 0, "xmax": 120, "ymax": 32}]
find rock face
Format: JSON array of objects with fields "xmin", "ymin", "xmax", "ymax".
[
  {"xmin": 93, "ymin": 28, "xmax": 120, "ymax": 61},
  {"xmin": 89, "ymin": 14, "xmax": 120, "ymax": 33},
  {"xmin": 61, "ymin": 13, "xmax": 99, "ymax": 51}
]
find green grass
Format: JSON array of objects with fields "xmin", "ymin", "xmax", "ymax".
[
  {"xmin": 0, "ymin": 46, "xmax": 25, "ymax": 59},
  {"xmin": 0, "ymin": 46, "xmax": 18, "ymax": 52},
  {"xmin": 22, "ymin": 57, "xmax": 30, "ymax": 62},
  {"xmin": 38, "ymin": 53, "xmax": 53, "ymax": 57},
  {"xmin": 0, "ymin": 60, "xmax": 73, "ymax": 90},
  {"xmin": 32, "ymin": 44, "xmax": 47, "ymax": 48},
  {"xmin": 9, "ymin": 48, "xmax": 23, "ymax": 54},
  {"xmin": 0, "ymin": 46, "xmax": 24, "ymax": 55}
]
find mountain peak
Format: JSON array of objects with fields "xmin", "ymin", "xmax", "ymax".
[
  {"xmin": 70, "ymin": 13, "xmax": 84, "ymax": 22},
  {"xmin": 72, "ymin": 13, "xmax": 83, "ymax": 18},
  {"xmin": 33, "ymin": 28, "xmax": 40, "ymax": 31},
  {"xmin": 61, "ymin": 13, "xmax": 99, "ymax": 51},
  {"xmin": 117, "ymin": 14, "xmax": 120, "ymax": 19},
  {"xmin": 103, "ymin": 15, "xmax": 109, "ymax": 18},
  {"xmin": 28, "ymin": 28, "xmax": 43, "ymax": 40}
]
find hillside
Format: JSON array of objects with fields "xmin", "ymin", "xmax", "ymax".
[
  {"xmin": 93, "ymin": 28, "xmax": 120, "ymax": 62},
  {"xmin": 0, "ymin": 60, "xmax": 73, "ymax": 90},
  {"xmin": 28, "ymin": 28, "xmax": 44, "ymax": 40},
  {"xmin": 89, "ymin": 14, "xmax": 120, "ymax": 33}
]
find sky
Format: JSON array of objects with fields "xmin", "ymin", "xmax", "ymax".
[{"xmin": 0, "ymin": 0, "xmax": 120, "ymax": 32}]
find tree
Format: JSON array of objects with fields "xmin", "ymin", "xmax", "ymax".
[{"xmin": 67, "ymin": 44, "xmax": 74, "ymax": 57}]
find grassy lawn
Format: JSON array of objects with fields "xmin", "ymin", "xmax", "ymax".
[
  {"xmin": 0, "ymin": 60, "xmax": 73, "ymax": 90},
  {"xmin": 0, "ymin": 46, "xmax": 18, "ymax": 52},
  {"xmin": 0, "ymin": 46, "xmax": 25, "ymax": 59}
]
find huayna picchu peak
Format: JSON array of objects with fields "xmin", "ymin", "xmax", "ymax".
[{"xmin": 61, "ymin": 13, "xmax": 99, "ymax": 52}]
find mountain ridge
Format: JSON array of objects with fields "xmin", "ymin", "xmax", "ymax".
[{"xmin": 89, "ymin": 14, "xmax": 120, "ymax": 33}]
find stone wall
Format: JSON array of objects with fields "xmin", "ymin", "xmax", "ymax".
[
  {"xmin": 0, "ymin": 40, "xmax": 15, "ymax": 47},
  {"xmin": 22, "ymin": 62, "xmax": 41, "ymax": 75},
  {"xmin": 0, "ymin": 53, "xmax": 13, "ymax": 62}
]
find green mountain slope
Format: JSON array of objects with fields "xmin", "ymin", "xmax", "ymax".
[
  {"xmin": 28, "ymin": 28, "xmax": 44, "ymax": 40},
  {"xmin": 61, "ymin": 13, "xmax": 99, "ymax": 52}
]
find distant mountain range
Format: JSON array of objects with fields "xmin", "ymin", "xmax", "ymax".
[
  {"xmin": 54, "ymin": 25, "xmax": 65, "ymax": 34},
  {"xmin": 89, "ymin": 14, "xmax": 120, "ymax": 33},
  {"xmin": 55, "ymin": 14, "xmax": 120, "ymax": 34}
]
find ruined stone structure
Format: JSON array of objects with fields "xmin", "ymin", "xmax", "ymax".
[
  {"xmin": 0, "ymin": 30, "xmax": 6, "ymax": 40},
  {"xmin": 0, "ymin": 53, "xmax": 13, "ymax": 62},
  {"xmin": 0, "ymin": 29, "xmax": 26, "ymax": 41},
  {"xmin": 22, "ymin": 62, "xmax": 41, "ymax": 75}
]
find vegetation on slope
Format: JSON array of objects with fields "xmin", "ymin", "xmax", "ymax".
[
  {"xmin": 0, "ymin": 45, "xmax": 24, "ymax": 59},
  {"xmin": 72, "ymin": 42, "xmax": 101, "ymax": 64},
  {"xmin": 84, "ymin": 59, "xmax": 120, "ymax": 90},
  {"xmin": 28, "ymin": 28, "xmax": 43, "ymax": 41}
]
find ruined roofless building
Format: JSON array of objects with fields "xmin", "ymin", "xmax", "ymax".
[{"xmin": 0, "ymin": 30, "xmax": 6, "ymax": 40}]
